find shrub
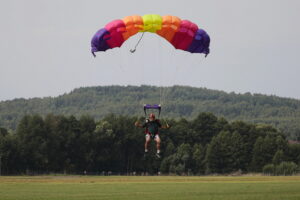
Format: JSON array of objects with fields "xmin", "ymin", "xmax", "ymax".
[
  {"xmin": 275, "ymin": 162, "xmax": 298, "ymax": 175},
  {"xmin": 263, "ymin": 164, "xmax": 275, "ymax": 175}
]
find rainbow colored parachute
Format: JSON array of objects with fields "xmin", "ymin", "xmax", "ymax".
[{"xmin": 91, "ymin": 14, "xmax": 210, "ymax": 56}]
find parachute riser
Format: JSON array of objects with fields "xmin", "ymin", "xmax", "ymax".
[
  {"xmin": 130, "ymin": 32, "xmax": 145, "ymax": 53},
  {"xmin": 143, "ymin": 104, "xmax": 161, "ymax": 118}
]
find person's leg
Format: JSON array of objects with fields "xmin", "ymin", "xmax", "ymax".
[
  {"xmin": 155, "ymin": 135, "xmax": 161, "ymax": 156},
  {"xmin": 145, "ymin": 134, "xmax": 151, "ymax": 152}
]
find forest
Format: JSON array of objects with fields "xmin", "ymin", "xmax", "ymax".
[
  {"xmin": 1, "ymin": 85, "xmax": 300, "ymax": 140},
  {"xmin": 0, "ymin": 112, "xmax": 299, "ymax": 175}
]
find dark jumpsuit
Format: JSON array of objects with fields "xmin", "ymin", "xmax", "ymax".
[{"xmin": 143, "ymin": 119, "xmax": 162, "ymax": 138}]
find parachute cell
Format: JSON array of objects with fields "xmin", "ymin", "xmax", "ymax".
[
  {"xmin": 104, "ymin": 20, "xmax": 126, "ymax": 48},
  {"xmin": 187, "ymin": 29, "xmax": 210, "ymax": 54},
  {"xmin": 91, "ymin": 14, "xmax": 210, "ymax": 56},
  {"xmin": 141, "ymin": 14, "xmax": 162, "ymax": 33},
  {"xmin": 122, "ymin": 15, "xmax": 143, "ymax": 40},
  {"xmin": 170, "ymin": 20, "xmax": 198, "ymax": 50},
  {"xmin": 157, "ymin": 15, "xmax": 181, "ymax": 42},
  {"xmin": 91, "ymin": 28, "xmax": 110, "ymax": 56}
]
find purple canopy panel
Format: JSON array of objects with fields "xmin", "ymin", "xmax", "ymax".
[
  {"xmin": 144, "ymin": 104, "xmax": 161, "ymax": 117},
  {"xmin": 144, "ymin": 104, "xmax": 161, "ymax": 109},
  {"xmin": 187, "ymin": 29, "xmax": 210, "ymax": 55},
  {"xmin": 91, "ymin": 28, "xmax": 111, "ymax": 56}
]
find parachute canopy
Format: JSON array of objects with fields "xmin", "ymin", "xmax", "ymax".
[{"xmin": 91, "ymin": 14, "xmax": 210, "ymax": 56}]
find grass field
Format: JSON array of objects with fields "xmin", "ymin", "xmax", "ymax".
[{"xmin": 0, "ymin": 175, "xmax": 300, "ymax": 200}]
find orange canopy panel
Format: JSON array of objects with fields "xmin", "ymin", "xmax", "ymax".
[
  {"xmin": 122, "ymin": 15, "xmax": 143, "ymax": 40},
  {"xmin": 157, "ymin": 15, "xmax": 181, "ymax": 42}
]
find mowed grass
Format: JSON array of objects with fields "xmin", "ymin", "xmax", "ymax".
[{"xmin": 0, "ymin": 176, "xmax": 300, "ymax": 200}]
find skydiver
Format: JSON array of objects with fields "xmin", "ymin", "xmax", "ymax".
[{"xmin": 135, "ymin": 113, "xmax": 170, "ymax": 158}]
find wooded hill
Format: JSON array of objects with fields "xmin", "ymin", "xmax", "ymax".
[
  {"xmin": 0, "ymin": 113, "xmax": 299, "ymax": 175},
  {"xmin": 1, "ymin": 85, "xmax": 300, "ymax": 139}
]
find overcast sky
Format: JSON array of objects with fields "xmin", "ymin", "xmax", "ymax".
[{"xmin": 1, "ymin": 0, "xmax": 300, "ymax": 101}]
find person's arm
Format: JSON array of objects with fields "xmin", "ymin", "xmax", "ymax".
[
  {"xmin": 135, "ymin": 121, "xmax": 145, "ymax": 128},
  {"xmin": 157, "ymin": 120, "xmax": 170, "ymax": 129},
  {"xmin": 161, "ymin": 124, "xmax": 170, "ymax": 129}
]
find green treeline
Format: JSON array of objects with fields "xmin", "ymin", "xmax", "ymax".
[
  {"xmin": 0, "ymin": 113, "xmax": 299, "ymax": 175},
  {"xmin": 1, "ymin": 85, "xmax": 300, "ymax": 140}
]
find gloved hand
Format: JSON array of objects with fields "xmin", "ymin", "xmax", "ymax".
[{"xmin": 135, "ymin": 121, "xmax": 140, "ymax": 127}]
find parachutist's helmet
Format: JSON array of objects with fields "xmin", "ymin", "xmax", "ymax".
[{"xmin": 149, "ymin": 113, "xmax": 155, "ymax": 120}]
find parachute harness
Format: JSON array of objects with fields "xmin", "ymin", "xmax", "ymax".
[{"xmin": 130, "ymin": 32, "xmax": 145, "ymax": 53}]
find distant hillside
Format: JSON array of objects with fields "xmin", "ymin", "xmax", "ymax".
[{"xmin": 1, "ymin": 85, "xmax": 300, "ymax": 139}]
